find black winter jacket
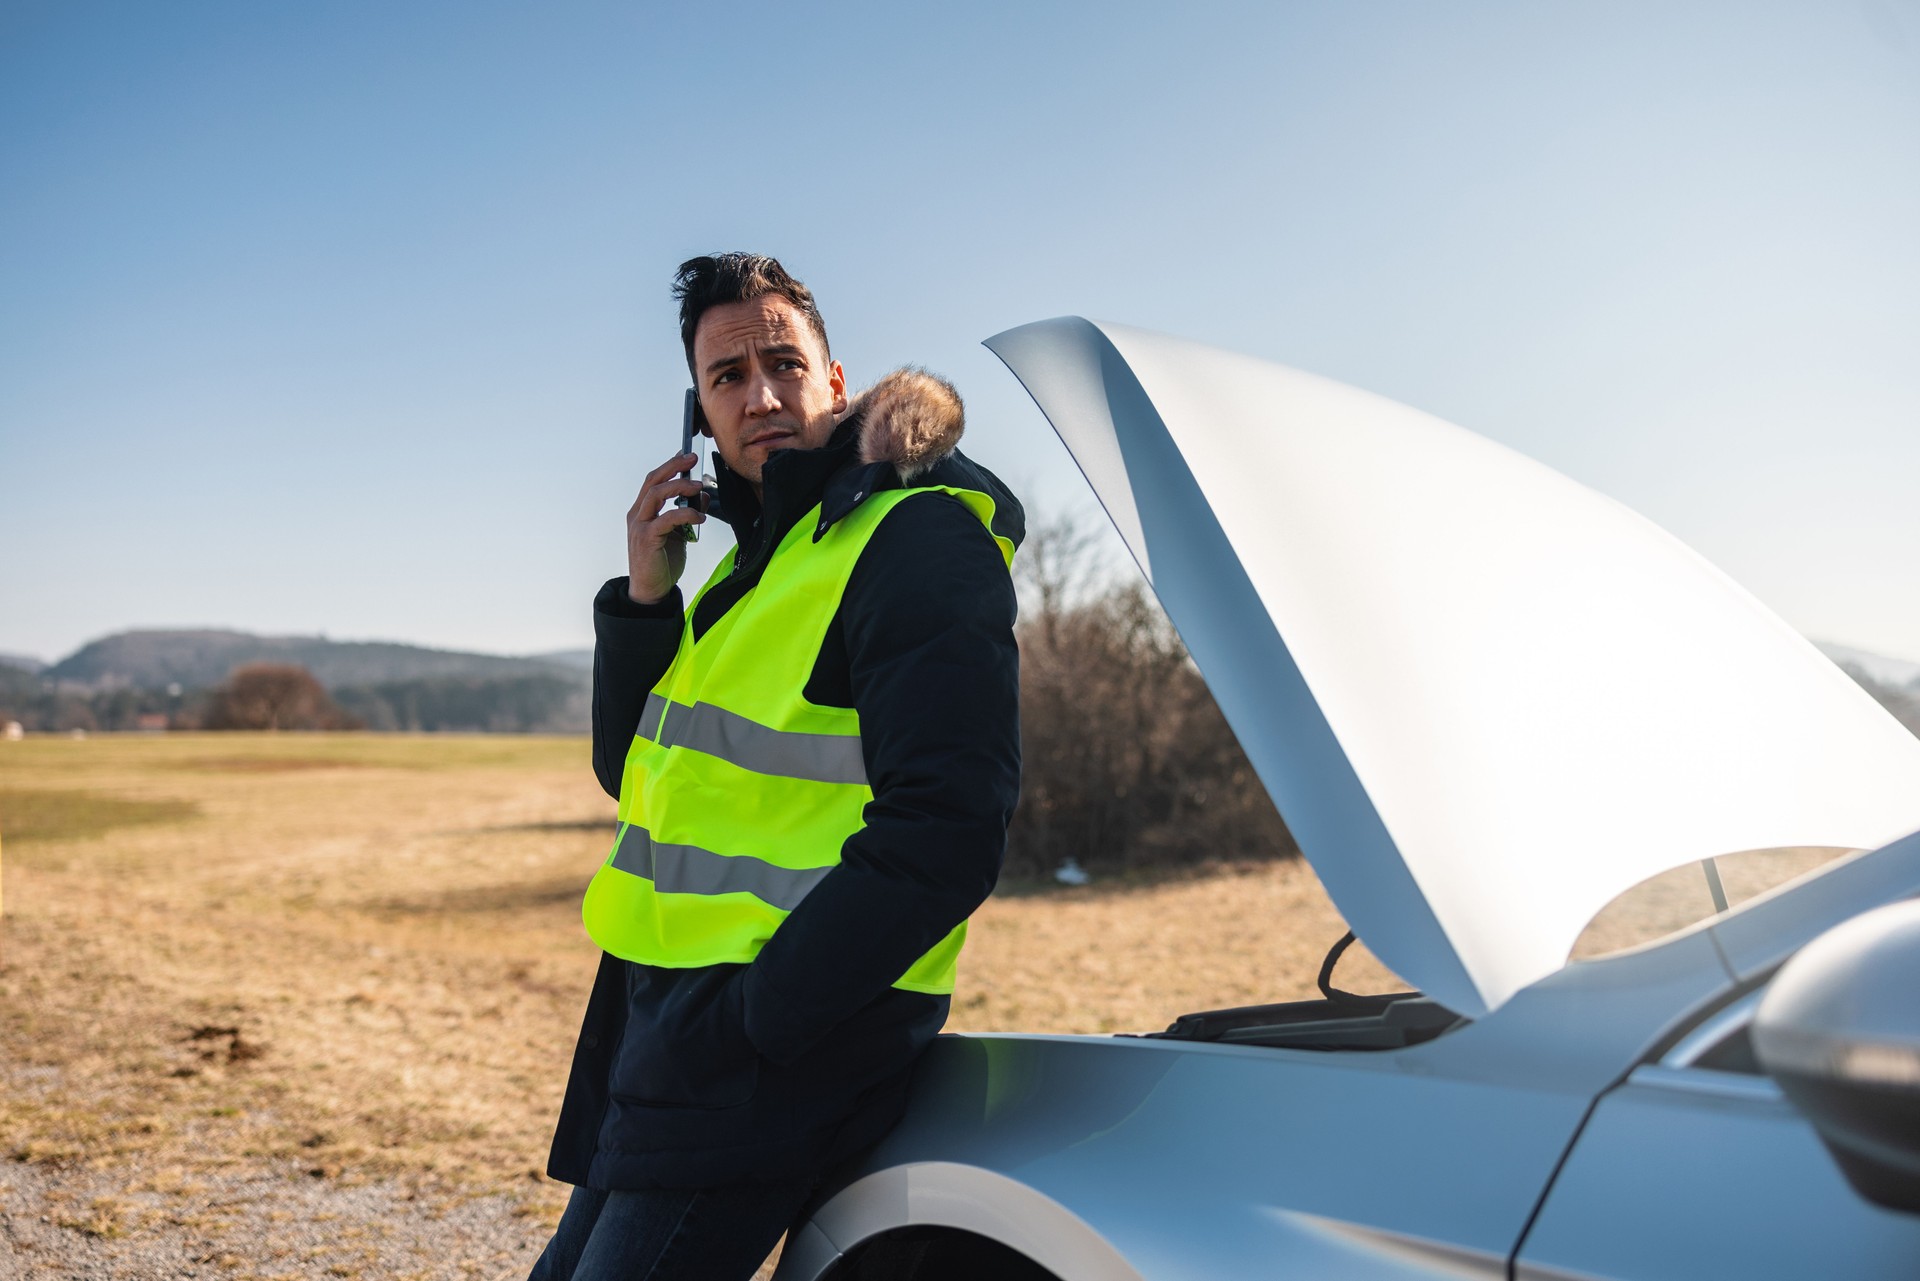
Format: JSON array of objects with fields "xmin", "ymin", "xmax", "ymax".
[{"xmin": 544, "ymin": 370, "xmax": 1024, "ymax": 1190}]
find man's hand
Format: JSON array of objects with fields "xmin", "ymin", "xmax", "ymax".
[{"xmin": 627, "ymin": 451, "xmax": 706, "ymax": 605}]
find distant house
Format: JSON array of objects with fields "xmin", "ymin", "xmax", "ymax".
[{"xmin": 135, "ymin": 713, "xmax": 170, "ymax": 733}]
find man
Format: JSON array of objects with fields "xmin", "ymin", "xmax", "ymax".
[{"xmin": 528, "ymin": 254, "xmax": 1023, "ymax": 1281}]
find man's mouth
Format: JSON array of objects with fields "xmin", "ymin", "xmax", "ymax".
[{"xmin": 745, "ymin": 426, "xmax": 798, "ymax": 449}]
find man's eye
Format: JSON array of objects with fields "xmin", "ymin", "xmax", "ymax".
[
  {"xmin": 775, "ymin": 359, "xmax": 803, "ymax": 372},
  {"xmin": 713, "ymin": 370, "xmax": 739, "ymax": 385}
]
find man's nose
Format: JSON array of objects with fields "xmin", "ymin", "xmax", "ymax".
[{"xmin": 742, "ymin": 373, "xmax": 781, "ymax": 417}]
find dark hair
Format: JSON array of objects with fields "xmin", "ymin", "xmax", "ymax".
[{"xmin": 672, "ymin": 253, "xmax": 830, "ymax": 374}]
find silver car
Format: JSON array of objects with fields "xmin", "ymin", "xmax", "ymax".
[{"xmin": 773, "ymin": 318, "xmax": 1920, "ymax": 1280}]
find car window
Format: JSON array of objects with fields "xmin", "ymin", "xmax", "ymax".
[
  {"xmin": 1658, "ymin": 987, "xmax": 1769, "ymax": 1076},
  {"xmin": 1569, "ymin": 846, "xmax": 1857, "ymax": 962},
  {"xmin": 1686, "ymin": 1022, "xmax": 1761, "ymax": 1074}
]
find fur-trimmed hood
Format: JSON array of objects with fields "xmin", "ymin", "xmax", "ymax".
[
  {"xmin": 709, "ymin": 362, "xmax": 1022, "ymax": 556},
  {"xmin": 846, "ymin": 367, "xmax": 965, "ymax": 483}
]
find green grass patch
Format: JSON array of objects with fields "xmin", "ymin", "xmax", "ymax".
[
  {"xmin": 0, "ymin": 788, "xmax": 199, "ymax": 844},
  {"xmin": 1, "ymin": 732, "xmax": 587, "ymax": 777}
]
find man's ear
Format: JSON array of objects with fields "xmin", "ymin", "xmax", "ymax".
[{"xmin": 829, "ymin": 359, "xmax": 849, "ymax": 418}]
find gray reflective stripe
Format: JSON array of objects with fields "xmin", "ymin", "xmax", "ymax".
[
  {"xmin": 637, "ymin": 692, "xmax": 670, "ymax": 742},
  {"xmin": 609, "ymin": 822, "xmax": 831, "ymax": 912},
  {"xmin": 645, "ymin": 699, "xmax": 867, "ymax": 786}
]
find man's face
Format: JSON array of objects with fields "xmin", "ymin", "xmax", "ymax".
[{"xmin": 691, "ymin": 295, "xmax": 847, "ymax": 491}]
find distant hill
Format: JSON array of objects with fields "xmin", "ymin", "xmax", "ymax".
[
  {"xmin": 4, "ymin": 629, "xmax": 593, "ymax": 734},
  {"xmin": 1820, "ymin": 641, "xmax": 1920, "ymax": 739},
  {"xmin": 45, "ymin": 629, "xmax": 582, "ymax": 691},
  {"xmin": 528, "ymin": 649, "xmax": 594, "ymax": 671},
  {"xmin": 0, "ymin": 652, "xmax": 46, "ymax": 674},
  {"xmin": 1818, "ymin": 641, "xmax": 1920, "ymax": 691}
]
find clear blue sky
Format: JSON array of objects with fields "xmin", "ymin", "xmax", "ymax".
[{"xmin": 4, "ymin": 1, "xmax": 1917, "ymax": 664}]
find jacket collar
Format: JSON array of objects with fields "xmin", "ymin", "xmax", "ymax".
[
  {"xmin": 710, "ymin": 423, "xmax": 851, "ymax": 564},
  {"xmin": 710, "ymin": 365, "xmax": 982, "ymax": 551}
]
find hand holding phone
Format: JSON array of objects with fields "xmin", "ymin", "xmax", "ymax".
[{"xmin": 623, "ymin": 393, "xmax": 708, "ymax": 604}]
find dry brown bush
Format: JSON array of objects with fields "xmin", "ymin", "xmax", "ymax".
[{"xmin": 1008, "ymin": 515, "xmax": 1297, "ymax": 880}]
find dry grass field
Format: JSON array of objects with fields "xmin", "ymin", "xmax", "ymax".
[
  {"xmin": 0, "ymin": 733, "xmax": 1839, "ymax": 1279},
  {"xmin": 0, "ymin": 733, "xmax": 1399, "ymax": 1279}
]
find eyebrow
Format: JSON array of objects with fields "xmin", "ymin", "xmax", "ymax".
[{"xmin": 702, "ymin": 342, "xmax": 809, "ymax": 376}]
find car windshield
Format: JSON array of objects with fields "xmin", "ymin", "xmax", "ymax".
[{"xmin": 1569, "ymin": 846, "xmax": 1860, "ymax": 961}]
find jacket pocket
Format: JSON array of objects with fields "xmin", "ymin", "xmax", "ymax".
[{"xmin": 608, "ymin": 964, "xmax": 761, "ymax": 1110}]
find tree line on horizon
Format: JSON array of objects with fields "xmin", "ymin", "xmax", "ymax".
[
  {"xmin": 0, "ymin": 663, "xmax": 587, "ymax": 735},
  {"xmin": 7, "ymin": 515, "xmax": 1919, "ymax": 880}
]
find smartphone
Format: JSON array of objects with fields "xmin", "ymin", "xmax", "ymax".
[{"xmin": 674, "ymin": 389, "xmax": 702, "ymax": 542}]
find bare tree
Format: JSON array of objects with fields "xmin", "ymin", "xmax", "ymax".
[
  {"xmin": 1008, "ymin": 514, "xmax": 1296, "ymax": 881},
  {"xmin": 1013, "ymin": 508, "xmax": 1110, "ymax": 651}
]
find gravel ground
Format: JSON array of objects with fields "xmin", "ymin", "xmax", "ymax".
[{"xmin": 0, "ymin": 1159, "xmax": 553, "ymax": 1281}]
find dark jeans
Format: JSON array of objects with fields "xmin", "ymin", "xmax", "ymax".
[{"xmin": 526, "ymin": 1178, "xmax": 819, "ymax": 1281}]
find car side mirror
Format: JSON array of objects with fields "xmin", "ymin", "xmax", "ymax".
[{"xmin": 1753, "ymin": 898, "xmax": 1920, "ymax": 1214}]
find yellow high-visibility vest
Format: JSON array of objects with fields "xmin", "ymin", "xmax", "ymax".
[{"xmin": 582, "ymin": 485, "xmax": 1014, "ymax": 994}]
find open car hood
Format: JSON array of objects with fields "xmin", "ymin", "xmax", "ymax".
[{"xmin": 985, "ymin": 317, "xmax": 1920, "ymax": 1016}]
